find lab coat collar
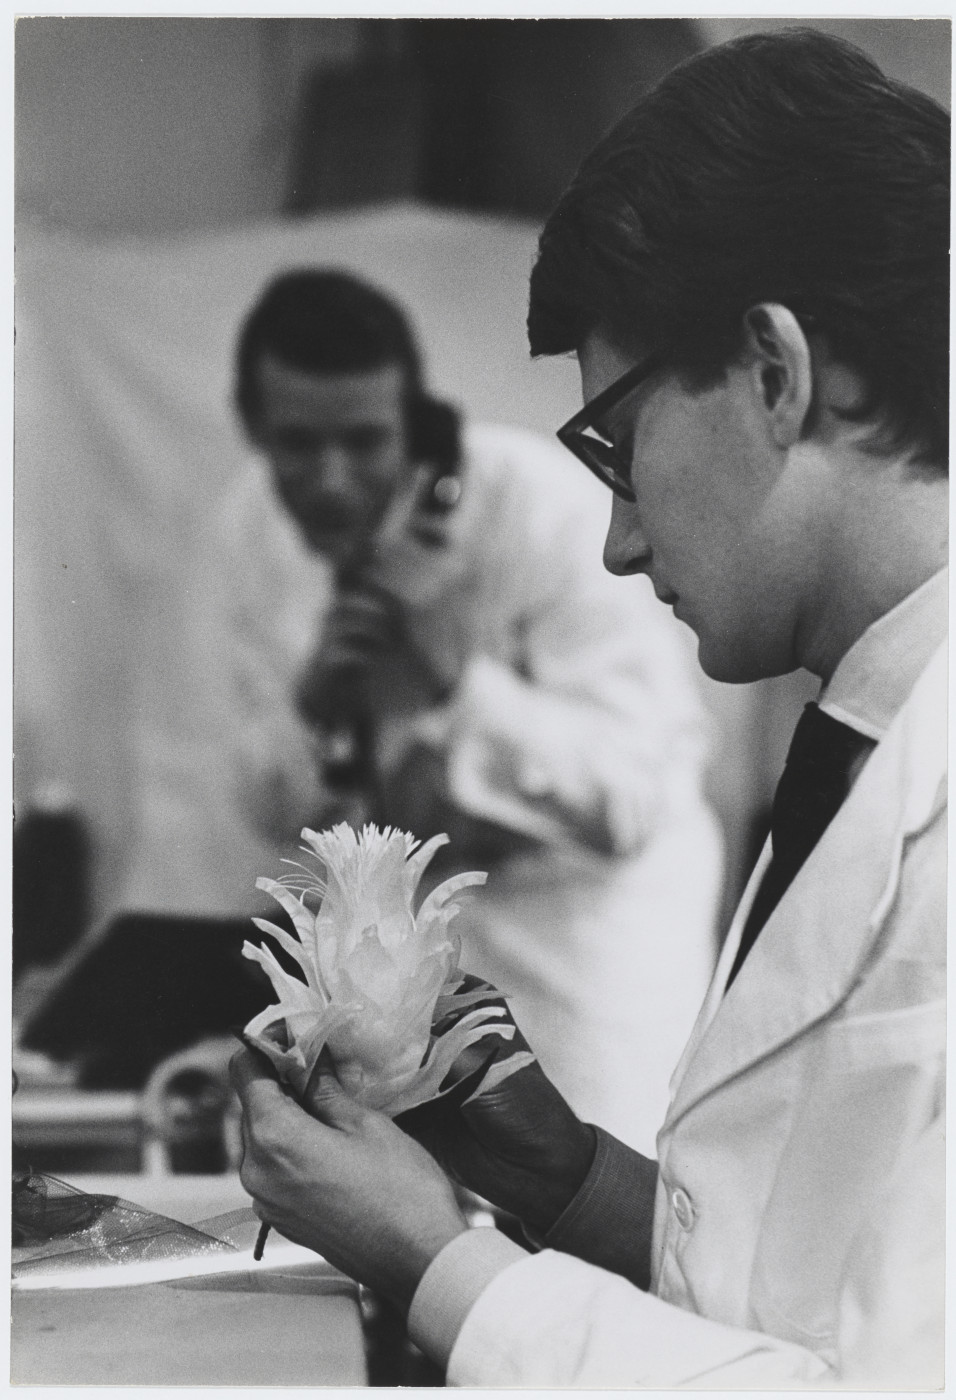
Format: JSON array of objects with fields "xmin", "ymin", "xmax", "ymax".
[
  {"xmin": 665, "ymin": 641, "xmax": 947, "ymax": 1131},
  {"xmin": 819, "ymin": 566, "xmax": 948, "ymax": 741}
]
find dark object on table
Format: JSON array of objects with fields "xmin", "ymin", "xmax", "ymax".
[
  {"xmin": 13, "ymin": 804, "xmax": 91, "ymax": 979},
  {"xmin": 12, "ymin": 1171, "xmax": 115, "ymax": 1247},
  {"xmin": 19, "ymin": 913, "xmax": 274, "ymax": 1089},
  {"xmin": 12, "ymin": 1170, "xmax": 233, "ymax": 1277}
]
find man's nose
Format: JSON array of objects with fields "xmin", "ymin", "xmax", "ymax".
[
  {"xmin": 603, "ymin": 493, "xmax": 652, "ymax": 576},
  {"xmin": 312, "ymin": 442, "xmax": 354, "ymax": 497}
]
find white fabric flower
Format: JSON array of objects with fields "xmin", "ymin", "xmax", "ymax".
[{"xmin": 242, "ymin": 823, "xmax": 533, "ymax": 1114}]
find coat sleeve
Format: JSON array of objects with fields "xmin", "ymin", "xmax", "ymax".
[
  {"xmin": 432, "ymin": 1108, "xmax": 943, "ymax": 1389},
  {"xmin": 538, "ymin": 1126, "xmax": 658, "ymax": 1290},
  {"xmin": 445, "ymin": 1248, "xmax": 832, "ymax": 1387}
]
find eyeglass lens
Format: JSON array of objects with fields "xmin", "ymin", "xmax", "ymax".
[{"xmin": 572, "ymin": 428, "xmax": 634, "ymax": 497}]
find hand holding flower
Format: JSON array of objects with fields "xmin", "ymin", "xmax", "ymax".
[
  {"xmin": 398, "ymin": 982, "xmax": 598, "ymax": 1236},
  {"xmin": 231, "ymin": 1046, "xmax": 468, "ymax": 1311},
  {"xmin": 235, "ymin": 821, "xmax": 562, "ymax": 1299}
]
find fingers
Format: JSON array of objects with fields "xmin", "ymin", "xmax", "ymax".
[
  {"xmin": 301, "ymin": 1049, "xmax": 345, "ymax": 1111},
  {"xmin": 231, "ymin": 1062, "xmax": 277, "ymax": 1200},
  {"xmin": 229, "ymin": 1045, "xmax": 285, "ymax": 1105},
  {"xmin": 331, "ymin": 589, "xmax": 397, "ymax": 636},
  {"xmin": 230, "ymin": 1047, "xmax": 304, "ymax": 1137},
  {"xmin": 301, "ymin": 1045, "xmax": 335, "ymax": 1102},
  {"xmin": 328, "ymin": 586, "xmax": 404, "ymax": 658},
  {"xmin": 301, "ymin": 1053, "xmax": 367, "ymax": 1130},
  {"xmin": 230, "ymin": 1046, "xmax": 370, "ymax": 1170}
]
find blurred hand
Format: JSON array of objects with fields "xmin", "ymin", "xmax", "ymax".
[
  {"xmin": 374, "ymin": 746, "xmax": 541, "ymax": 871},
  {"xmin": 296, "ymin": 585, "xmax": 403, "ymax": 727},
  {"xmin": 323, "ymin": 585, "xmax": 404, "ymax": 668},
  {"xmin": 397, "ymin": 989, "xmax": 596, "ymax": 1236},
  {"xmin": 230, "ymin": 1048, "xmax": 468, "ymax": 1312}
]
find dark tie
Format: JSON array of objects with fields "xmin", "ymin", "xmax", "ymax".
[{"xmin": 725, "ymin": 702, "xmax": 877, "ymax": 989}]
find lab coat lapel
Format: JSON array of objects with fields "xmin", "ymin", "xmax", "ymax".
[
  {"xmin": 666, "ymin": 644, "xmax": 947, "ymax": 1130},
  {"xmin": 665, "ymin": 840, "xmax": 772, "ymax": 1095}
]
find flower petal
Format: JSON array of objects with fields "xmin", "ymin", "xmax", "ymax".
[
  {"xmin": 243, "ymin": 1004, "xmax": 287, "ymax": 1044},
  {"xmin": 433, "ymin": 978, "xmax": 504, "ymax": 1021},
  {"xmin": 242, "ymin": 940, "xmax": 316, "ymax": 1014},
  {"xmin": 417, "ymin": 869, "xmax": 488, "ymax": 933},
  {"xmin": 378, "ymin": 1012, "xmax": 520, "ymax": 1116},
  {"xmin": 250, "ymin": 918, "xmax": 324, "ymax": 997},
  {"xmin": 462, "ymin": 1050, "xmax": 538, "ymax": 1103},
  {"xmin": 254, "ymin": 878, "xmax": 316, "ymax": 946},
  {"xmin": 405, "ymin": 832, "xmax": 450, "ymax": 891}
]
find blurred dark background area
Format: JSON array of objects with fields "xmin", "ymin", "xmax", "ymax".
[
  {"xmin": 18, "ymin": 17, "xmax": 949, "ymax": 237},
  {"xmin": 286, "ymin": 19, "xmax": 701, "ymax": 217}
]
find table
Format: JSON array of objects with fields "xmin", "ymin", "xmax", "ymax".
[
  {"xmin": 11, "ymin": 1174, "xmax": 368, "ymax": 1386},
  {"xmin": 12, "ymin": 1283, "xmax": 367, "ymax": 1386}
]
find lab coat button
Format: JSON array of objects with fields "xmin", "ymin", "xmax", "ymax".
[{"xmin": 671, "ymin": 1188, "xmax": 695, "ymax": 1229}]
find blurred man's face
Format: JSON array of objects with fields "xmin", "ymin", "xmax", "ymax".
[{"xmin": 252, "ymin": 353, "xmax": 410, "ymax": 565}]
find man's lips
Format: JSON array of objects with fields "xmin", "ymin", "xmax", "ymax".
[{"xmin": 302, "ymin": 510, "xmax": 359, "ymax": 536}]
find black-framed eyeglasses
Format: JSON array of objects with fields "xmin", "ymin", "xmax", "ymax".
[
  {"xmin": 556, "ymin": 352, "xmax": 667, "ymax": 502},
  {"xmin": 557, "ymin": 310, "xmax": 820, "ymax": 501}
]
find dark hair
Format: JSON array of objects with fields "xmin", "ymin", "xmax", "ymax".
[
  {"xmin": 235, "ymin": 269, "xmax": 425, "ymax": 431},
  {"xmin": 529, "ymin": 29, "xmax": 950, "ymax": 467}
]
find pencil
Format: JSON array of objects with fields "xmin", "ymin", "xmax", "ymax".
[{"xmin": 253, "ymin": 1222, "xmax": 271, "ymax": 1261}]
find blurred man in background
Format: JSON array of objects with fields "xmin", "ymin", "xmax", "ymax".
[{"xmin": 208, "ymin": 269, "xmax": 722, "ymax": 1150}]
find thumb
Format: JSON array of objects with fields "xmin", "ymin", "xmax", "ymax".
[{"xmin": 300, "ymin": 1050, "xmax": 364, "ymax": 1129}]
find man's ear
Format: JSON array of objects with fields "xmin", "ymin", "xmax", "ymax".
[{"xmin": 741, "ymin": 303, "xmax": 814, "ymax": 449}]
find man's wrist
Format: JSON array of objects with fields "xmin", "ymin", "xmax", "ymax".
[
  {"xmin": 386, "ymin": 1217, "xmax": 471, "ymax": 1316},
  {"xmin": 408, "ymin": 1228, "xmax": 530, "ymax": 1368}
]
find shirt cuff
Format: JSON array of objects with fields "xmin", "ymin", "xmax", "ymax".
[
  {"xmin": 407, "ymin": 1227, "xmax": 529, "ymax": 1370},
  {"xmin": 542, "ymin": 1125, "xmax": 658, "ymax": 1290}
]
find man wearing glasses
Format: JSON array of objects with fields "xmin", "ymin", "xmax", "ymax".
[{"xmin": 230, "ymin": 29, "xmax": 947, "ymax": 1388}]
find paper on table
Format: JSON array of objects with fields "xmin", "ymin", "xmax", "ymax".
[
  {"xmin": 12, "ymin": 1182, "xmax": 328, "ymax": 1292},
  {"xmin": 171, "ymin": 1211, "xmax": 350, "ymax": 1294}
]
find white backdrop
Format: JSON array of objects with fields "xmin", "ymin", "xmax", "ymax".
[{"xmin": 15, "ymin": 203, "xmax": 780, "ymax": 924}]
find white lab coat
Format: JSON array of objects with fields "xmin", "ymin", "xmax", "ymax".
[
  {"xmin": 197, "ymin": 422, "xmax": 723, "ymax": 1150},
  {"xmin": 446, "ymin": 641, "xmax": 945, "ymax": 1387}
]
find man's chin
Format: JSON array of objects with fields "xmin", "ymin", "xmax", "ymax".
[
  {"xmin": 696, "ymin": 634, "xmax": 794, "ymax": 686},
  {"xmin": 301, "ymin": 524, "xmax": 361, "ymax": 561}
]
